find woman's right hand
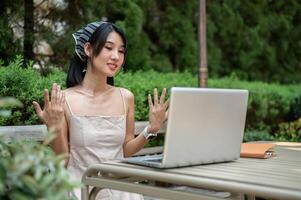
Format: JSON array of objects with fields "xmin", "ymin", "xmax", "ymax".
[{"xmin": 32, "ymin": 83, "xmax": 65, "ymax": 130}]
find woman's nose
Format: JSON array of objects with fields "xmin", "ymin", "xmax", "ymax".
[{"xmin": 111, "ymin": 49, "xmax": 119, "ymax": 60}]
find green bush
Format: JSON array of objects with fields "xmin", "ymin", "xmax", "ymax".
[
  {"xmin": 0, "ymin": 137, "xmax": 79, "ymax": 200},
  {"xmin": 0, "ymin": 94, "xmax": 79, "ymax": 199},
  {"xmin": 208, "ymin": 75, "xmax": 301, "ymax": 132},
  {"xmin": 115, "ymin": 70, "xmax": 198, "ymax": 120},
  {"xmin": 286, "ymin": 96, "xmax": 301, "ymax": 121},
  {"xmin": 0, "ymin": 56, "xmax": 65, "ymax": 125},
  {"xmin": 274, "ymin": 118, "xmax": 301, "ymax": 142},
  {"xmin": 1, "ymin": 58, "xmax": 301, "ymax": 141},
  {"xmin": 243, "ymin": 131, "xmax": 274, "ymax": 142}
]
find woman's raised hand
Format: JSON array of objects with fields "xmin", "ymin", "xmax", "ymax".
[
  {"xmin": 32, "ymin": 83, "xmax": 65, "ymax": 130},
  {"xmin": 148, "ymin": 88, "xmax": 169, "ymax": 133}
]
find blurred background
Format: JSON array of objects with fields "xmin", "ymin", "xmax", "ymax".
[
  {"xmin": 1, "ymin": 1, "xmax": 300, "ymax": 198},
  {"xmin": 0, "ymin": 0, "xmax": 301, "ymax": 142},
  {"xmin": 1, "ymin": 0, "xmax": 300, "ymax": 83}
]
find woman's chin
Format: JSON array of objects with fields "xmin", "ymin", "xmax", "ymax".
[
  {"xmin": 107, "ymin": 71, "xmax": 117, "ymax": 77},
  {"xmin": 108, "ymin": 68, "xmax": 121, "ymax": 77}
]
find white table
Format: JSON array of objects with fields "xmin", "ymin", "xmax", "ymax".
[{"xmin": 82, "ymin": 145, "xmax": 301, "ymax": 200}]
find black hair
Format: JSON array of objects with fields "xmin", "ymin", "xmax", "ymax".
[{"xmin": 66, "ymin": 22, "xmax": 127, "ymax": 88}]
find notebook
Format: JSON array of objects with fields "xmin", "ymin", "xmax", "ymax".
[
  {"xmin": 124, "ymin": 87, "xmax": 249, "ymax": 168},
  {"xmin": 240, "ymin": 143, "xmax": 275, "ymax": 159}
]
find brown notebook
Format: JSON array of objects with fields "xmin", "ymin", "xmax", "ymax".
[{"xmin": 240, "ymin": 143, "xmax": 275, "ymax": 159}]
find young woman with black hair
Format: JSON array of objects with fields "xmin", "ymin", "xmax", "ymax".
[{"xmin": 33, "ymin": 21, "xmax": 168, "ymax": 199}]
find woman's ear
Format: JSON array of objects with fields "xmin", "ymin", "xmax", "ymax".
[{"xmin": 84, "ymin": 42, "xmax": 93, "ymax": 57}]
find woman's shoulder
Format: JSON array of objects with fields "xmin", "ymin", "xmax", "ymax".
[
  {"xmin": 62, "ymin": 86, "xmax": 80, "ymax": 99},
  {"xmin": 118, "ymin": 87, "xmax": 134, "ymax": 100},
  {"xmin": 63, "ymin": 86, "xmax": 79, "ymax": 93}
]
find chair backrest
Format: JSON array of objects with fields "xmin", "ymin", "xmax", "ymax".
[{"xmin": 0, "ymin": 121, "xmax": 167, "ymax": 143}]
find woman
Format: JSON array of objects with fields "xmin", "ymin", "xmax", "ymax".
[{"xmin": 32, "ymin": 21, "xmax": 168, "ymax": 199}]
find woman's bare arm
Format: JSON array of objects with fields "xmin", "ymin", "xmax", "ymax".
[
  {"xmin": 123, "ymin": 88, "xmax": 168, "ymax": 157},
  {"xmin": 33, "ymin": 83, "xmax": 69, "ymax": 156},
  {"xmin": 122, "ymin": 89, "xmax": 147, "ymax": 157},
  {"xmin": 48, "ymin": 115, "xmax": 69, "ymax": 155}
]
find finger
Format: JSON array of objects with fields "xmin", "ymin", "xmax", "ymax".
[
  {"xmin": 164, "ymin": 109, "xmax": 169, "ymax": 121},
  {"xmin": 163, "ymin": 98, "xmax": 170, "ymax": 110},
  {"xmin": 32, "ymin": 101, "xmax": 42, "ymax": 117},
  {"xmin": 60, "ymin": 91, "xmax": 65, "ymax": 107},
  {"xmin": 51, "ymin": 83, "xmax": 58, "ymax": 105},
  {"xmin": 56, "ymin": 85, "xmax": 62, "ymax": 105},
  {"xmin": 159, "ymin": 88, "xmax": 166, "ymax": 104},
  {"xmin": 148, "ymin": 93, "xmax": 153, "ymax": 109},
  {"xmin": 44, "ymin": 89, "xmax": 50, "ymax": 108},
  {"xmin": 153, "ymin": 88, "xmax": 158, "ymax": 105}
]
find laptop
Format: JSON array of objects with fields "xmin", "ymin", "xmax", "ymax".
[{"xmin": 124, "ymin": 87, "xmax": 249, "ymax": 168}]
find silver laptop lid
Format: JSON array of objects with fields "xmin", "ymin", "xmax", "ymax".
[{"xmin": 161, "ymin": 87, "xmax": 249, "ymax": 168}]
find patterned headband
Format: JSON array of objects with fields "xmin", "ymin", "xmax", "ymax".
[{"xmin": 72, "ymin": 21, "xmax": 107, "ymax": 61}]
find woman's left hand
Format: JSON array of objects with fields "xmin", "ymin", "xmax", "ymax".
[{"xmin": 148, "ymin": 88, "xmax": 169, "ymax": 133}]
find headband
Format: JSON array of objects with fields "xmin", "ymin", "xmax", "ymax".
[{"xmin": 72, "ymin": 21, "xmax": 107, "ymax": 61}]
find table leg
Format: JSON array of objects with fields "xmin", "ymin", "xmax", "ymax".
[
  {"xmin": 89, "ymin": 187, "xmax": 102, "ymax": 200},
  {"xmin": 81, "ymin": 185, "xmax": 90, "ymax": 200},
  {"xmin": 246, "ymin": 194, "xmax": 256, "ymax": 200}
]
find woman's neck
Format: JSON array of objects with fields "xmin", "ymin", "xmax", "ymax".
[{"xmin": 79, "ymin": 70, "xmax": 111, "ymax": 97}]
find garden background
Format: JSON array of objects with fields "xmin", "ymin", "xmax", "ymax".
[
  {"xmin": 1, "ymin": 0, "xmax": 300, "ymax": 141},
  {"xmin": 0, "ymin": 1, "xmax": 301, "ymax": 198}
]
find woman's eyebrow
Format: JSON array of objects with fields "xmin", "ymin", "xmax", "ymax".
[{"xmin": 105, "ymin": 41, "xmax": 125, "ymax": 47}]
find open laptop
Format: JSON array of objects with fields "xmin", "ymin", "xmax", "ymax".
[{"xmin": 124, "ymin": 87, "xmax": 249, "ymax": 168}]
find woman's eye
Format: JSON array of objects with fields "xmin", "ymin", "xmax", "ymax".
[
  {"xmin": 105, "ymin": 46, "xmax": 112, "ymax": 50},
  {"xmin": 119, "ymin": 48, "xmax": 126, "ymax": 54}
]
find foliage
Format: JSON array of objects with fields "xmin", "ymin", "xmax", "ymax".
[
  {"xmin": 243, "ymin": 131, "xmax": 274, "ymax": 142},
  {"xmin": 0, "ymin": 56, "xmax": 66, "ymax": 125},
  {"xmin": 0, "ymin": 0, "xmax": 23, "ymax": 65},
  {"xmin": 206, "ymin": 0, "xmax": 301, "ymax": 83},
  {"xmin": 286, "ymin": 96, "xmax": 301, "ymax": 122},
  {"xmin": 274, "ymin": 118, "xmax": 301, "ymax": 142},
  {"xmin": 1, "ymin": 58, "xmax": 301, "ymax": 141},
  {"xmin": 0, "ymin": 97, "xmax": 22, "ymax": 117},
  {"xmin": 115, "ymin": 70, "xmax": 197, "ymax": 120},
  {"xmin": 0, "ymin": 84, "xmax": 79, "ymax": 199},
  {"xmin": 208, "ymin": 75, "xmax": 301, "ymax": 132},
  {"xmin": 0, "ymin": 136, "xmax": 79, "ymax": 200},
  {"xmin": 1, "ymin": 1, "xmax": 300, "ymax": 83}
]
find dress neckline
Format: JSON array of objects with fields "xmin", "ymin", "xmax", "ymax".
[{"xmin": 70, "ymin": 114, "xmax": 126, "ymax": 119}]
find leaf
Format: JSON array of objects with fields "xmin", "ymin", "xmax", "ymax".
[
  {"xmin": 21, "ymin": 175, "xmax": 39, "ymax": 195},
  {"xmin": 9, "ymin": 190, "xmax": 33, "ymax": 200},
  {"xmin": 40, "ymin": 174, "xmax": 54, "ymax": 190},
  {"xmin": 0, "ymin": 163, "xmax": 6, "ymax": 193}
]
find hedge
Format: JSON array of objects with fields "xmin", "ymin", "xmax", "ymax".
[{"xmin": 1, "ymin": 57, "xmax": 301, "ymax": 141}]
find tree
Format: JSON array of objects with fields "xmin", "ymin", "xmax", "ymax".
[
  {"xmin": 23, "ymin": 0, "xmax": 34, "ymax": 67},
  {"xmin": 2, "ymin": 0, "xmax": 301, "ymax": 83},
  {"xmin": 0, "ymin": 0, "xmax": 22, "ymax": 65}
]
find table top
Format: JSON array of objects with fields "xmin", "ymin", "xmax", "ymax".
[{"xmin": 84, "ymin": 145, "xmax": 301, "ymax": 200}]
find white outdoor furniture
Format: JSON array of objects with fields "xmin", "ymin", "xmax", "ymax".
[{"xmin": 81, "ymin": 145, "xmax": 301, "ymax": 200}]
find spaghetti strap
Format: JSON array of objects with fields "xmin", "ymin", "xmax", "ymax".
[
  {"xmin": 65, "ymin": 94, "xmax": 74, "ymax": 116},
  {"xmin": 119, "ymin": 88, "xmax": 127, "ymax": 115}
]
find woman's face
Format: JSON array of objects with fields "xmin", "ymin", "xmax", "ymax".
[{"xmin": 91, "ymin": 31, "xmax": 126, "ymax": 77}]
